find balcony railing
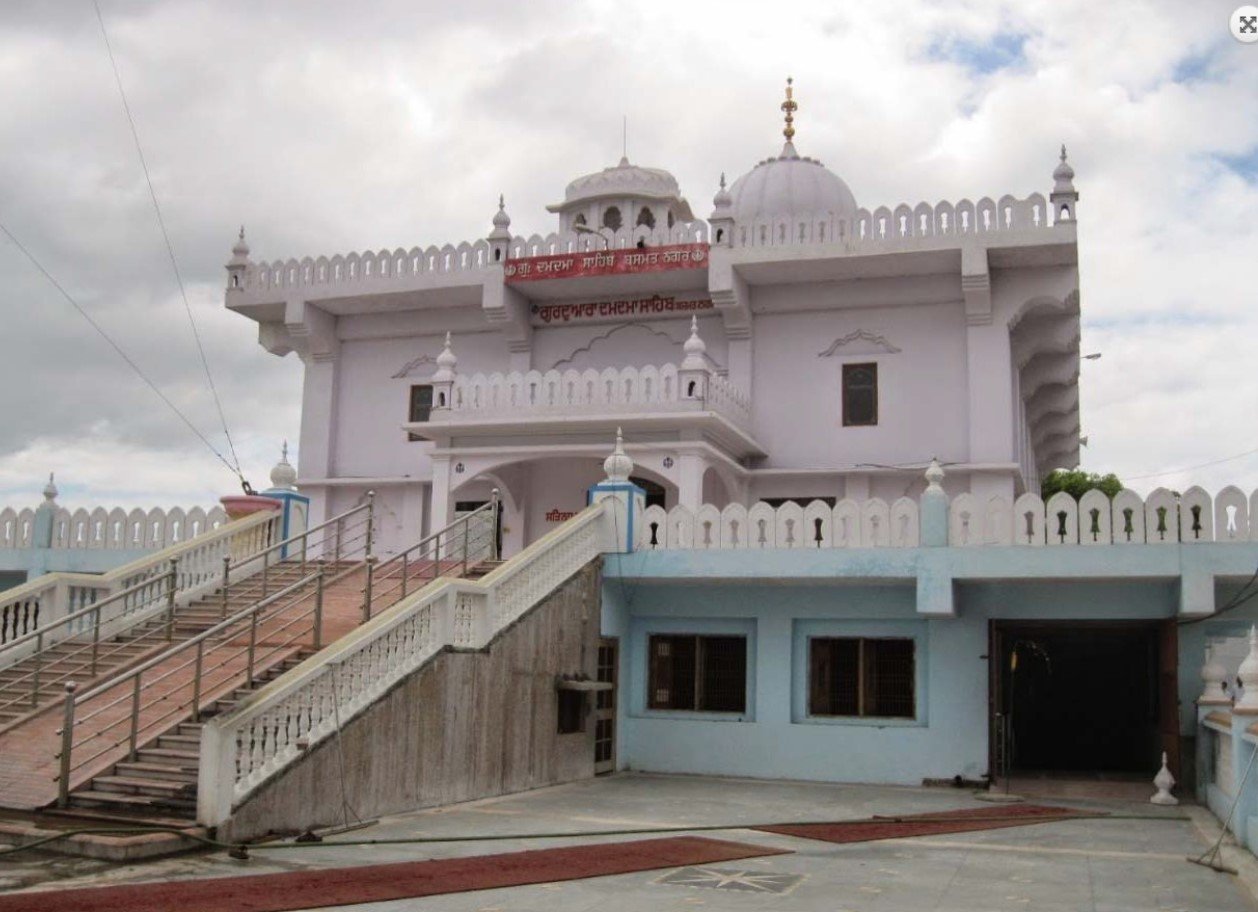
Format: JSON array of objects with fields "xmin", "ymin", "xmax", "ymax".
[{"xmin": 432, "ymin": 363, "xmax": 752, "ymax": 429}]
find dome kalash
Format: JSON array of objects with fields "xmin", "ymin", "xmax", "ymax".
[
  {"xmin": 547, "ymin": 157, "xmax": 695, "ymax": 235},
  {"xmin": 712, "ymin": 77, "xmax": 859, "ymax": 245}
]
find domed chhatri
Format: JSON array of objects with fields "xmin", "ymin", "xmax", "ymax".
[
  {"xmin": 547, "ymin": 155, "xmax": 694, "ymax": 235},
  {"xmin": 269, "ymin": 441, "xmax": 298, "ymax": 491},
  {"xmin": 726, "ymin": 78, "xmax": 858, "ymax": 225}
]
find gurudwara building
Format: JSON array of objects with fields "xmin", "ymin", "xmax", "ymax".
[{"xmin": 3, "ymin": 82, "xmax": 1257, "ymax": 855}]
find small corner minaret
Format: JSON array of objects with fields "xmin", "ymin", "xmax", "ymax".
[
  {"xmin": 709, "ymin": 172, "xmax": 734, "ymax": 246},
  {"xmin": 430, "ymin": 332, "xmax": 458, "ymax": 409},
  {"xmin": 488, "ymin": 195, "xmax": 512, "ymax": 263},
  {"xmin": 679, "ymin": 316, "xmax": 714, "ymax": 400},
  {"xmin": 1050, "ymin": 145, "xmax": 1079, "ymax": 222},
  {"xmin": 226, "ymin": 226, "xmax": 250, "ymax": 290}
]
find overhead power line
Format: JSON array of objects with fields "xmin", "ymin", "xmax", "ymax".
[
  {"xmin": 93, "ymin": 0, "xmax": 243, "ymax": 479},
  {"xmin": 1124, "ymin": 446, "xmax": 1258, "ymax": 482},
  {"xmin": 0, "ymin": 219, "xmax": 242, "ymax": 480}
]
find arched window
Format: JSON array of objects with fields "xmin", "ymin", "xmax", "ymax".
[
  {"xmin": 636, "ymin": 206, "xmax": 655, "ymax": 229},
  {"xmin": 573, "ymin": 213, "xmax": 587, "ymax": 227},
  {"xmin": 602, "ymin": 206, "xmax": 622, "ymax": 231},
  {"xmin": 667, "ymin": 211, "xmax": 676, "ymax": 229}
]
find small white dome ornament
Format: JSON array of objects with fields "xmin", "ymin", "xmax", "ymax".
[
  {"xmin": 231, "ymin": 225, "xmax": 250, "ymax": 259},
  {"xmin": 1150, "ymin": 752, "xmax": 1177, "ymax": 806},
  {"xmin": 603, "ymin": 428, "xmax": 633, "ymax": 482},
  {"xmin": 712, "ymin": 172, "xmax": 732, "ymax": 213},
  {"xmin": 1236, "ymin": 626, "xmax": 1258, "ymax": 713},
  {"xmin": 489, "ymin": 195, "xmax": 512, "ymax": 241},
  {"xmin": 1199, "ymin": 643, "xmax": 1229, "ymax": 704},
  {"xmin": 681, "ymin": 316, "xmax": 708, "ymax": 370},
  {"xmin": 269, "ymin": 441, "xmax": 298, "ymax": 491},
  {"xmin": 432, "ymin": 332, "xmax": 458, "ymax": 382},
  {"xmin": 42, "ymin": 472, "xmax": 58, "ymax": 505},
  {"xmin": 924, "ymin": 459, "xmax": 945, "ymax": 494}
]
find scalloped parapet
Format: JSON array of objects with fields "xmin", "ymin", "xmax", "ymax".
[
  {"xmin": 731, "ymin": 192, "xmax": 1065, "ymax": 249},
  {"xmin": 0, "ymin": 504, "xmax": 228, "ymax": 550}
]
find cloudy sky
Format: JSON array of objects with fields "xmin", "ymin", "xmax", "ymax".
[{"xmin": 1, "ymin": 0, "xmax": 1255, "ymax": 510}]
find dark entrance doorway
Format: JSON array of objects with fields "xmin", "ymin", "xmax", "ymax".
[{"xmin": 990, "ymin": 621, "xmax": 1175, "ymax": 779}]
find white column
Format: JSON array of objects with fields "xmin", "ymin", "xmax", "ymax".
[
  {"xmin": 429, "ymin": 456, "xmax": 452, "ymax": 535},
  {"xmin": 298, "ymin": 358, "xmax": 338, "ymax": 526},
  {"xmin": 677, "ymin": 453, "xmax": 706, "ymax": 512}
]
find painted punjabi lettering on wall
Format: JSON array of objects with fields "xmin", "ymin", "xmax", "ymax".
[
  {"xmin": 530, "ymin": 296, "xmax": 714, "ymax": 326},
  {"xmin": 504, "ymin": 243, "xmax": 708, "ymax": 283}
]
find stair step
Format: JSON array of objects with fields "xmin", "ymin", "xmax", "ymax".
[
  {"xmin": 38, "ymin": 805, "xmax": 199, "ymax": 829},
  {"xmin": 136, "ymin": 747, "xmax": 199, "ymax": 765},
  {"xmin": 91, "ymin": 775, "xmax": 196, "ymax": 798},
  {"xmin": 156, "ymin": 734, "xmax": 201, "ymax": 750},
  {"xmin": 68, "ymin": 790, "xmax": 195, "ymax": 812},
  {"xmin": 113, "ymin": 761, "xmax": 199, "ymax": 784}
]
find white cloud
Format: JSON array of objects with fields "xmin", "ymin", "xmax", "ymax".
[{"xmin": 0, "ymin": 0, "xmax": 1255, "ymax": 509}]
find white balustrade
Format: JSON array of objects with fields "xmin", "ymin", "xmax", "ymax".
[
  {"xmin": 0, "ymin": 509, "xmax": 281, "ymax": 661},
  {"xmin": 641, "ymin": 486, "xmax": 1258, "ymax": 551},
  {"xmin": 198, "ymin": 502, "xmax": 609, "ymax": 825},
  {"xmin": 446, "ymin": 362, "xmax": 751, "ymax": 428},
  {"xmin": 0, "ymin": 504, "xmax": 226, "ymax": 551},
  {"xmin": 238, "ymin": 222, "xmax": 709, "ymax": 295},
  {"xmin": 734, "ymin": 193, "xmax": 1062, "ymax": 250}
]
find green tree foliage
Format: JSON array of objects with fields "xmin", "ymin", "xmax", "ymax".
[{"xmin": 1040, "ymin": 469, "xmax": 1123, "ymax": 501}]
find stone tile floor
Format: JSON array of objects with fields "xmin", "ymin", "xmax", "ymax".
[{"xmin": 3, "ymin": 773, "xmax": 1257, "ymax": 911}]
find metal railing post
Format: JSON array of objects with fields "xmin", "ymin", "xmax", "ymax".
[
  {"xmin": 246, "ymin": 611, "xmax": 258, "ymax": 687},
  {"xmin": 334, "ymin": 517, "xmax": 343, "ymax": 565},
  {"xmin": 261, "ymin": 549, "xmax": 270, "ymax": 599},
  {"xmin": 491, "ymin": 488, "xmax": 501, "ymax": 561},
  {"xmin": 401, "ymin": 552, "xmax": 409, "ymax": 599},
  {"xmin": 365, "ymin": 490, "xmax": 376, "ymax": 561},
  {"xmin": 128, "ymin": 675, "xmax": 141, "ymax": 760},
  {"xmin": 191, "ymin": 639, "xmax": 205, "ymax": 723},
  {"xmin": 90, "ymin": 607, "xmax": 100, "ymax": 677},
  {"xmin": 461, "ymin": 515, "xmax": 470, "ymax": 577},
  {"xmin": 220, "ymin": 555, "xmax": 231, "ymax": 619},
  {"xmin": 56, "ymin": 682, "xmax": 76, "ymax": 808},
  {"xmin": 362, "ymin": 558, "xmax": 375, "ymax": 624},
  {"xmin": 165, "ymin": 558, "xmax": 178, "ymax": 641},
  {"xmin": 314, "ymin": 569, "xmax": 325, "ymax": 650},
  {"xmin": 31, "ymin": 631, "xmax": 43, "ymax": 707}
]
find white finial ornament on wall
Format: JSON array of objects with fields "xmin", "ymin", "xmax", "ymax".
[{"xmin": 603, "ymin": 427, "xmax": 633, "ymax": 482}]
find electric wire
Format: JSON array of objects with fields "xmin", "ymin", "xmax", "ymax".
[
  {"xmin": 92, "ymin": 0, "xmax": 244, "ymax": 479},
  {"xmin": 0, "ymin": 810, "xmax": 1188, "ymax": 859},
  {"xmin": 0, "ymin": 220, "xmax": 241, "ymax": 479},
  {"xmin": 1123, "ymin": 446, "xmax": 1258, "ymax": 482}
]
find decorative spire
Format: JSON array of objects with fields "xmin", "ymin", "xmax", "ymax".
[
  {"xmin": 681, "ymin": 316, "xmax": 709, "ymax": 371},
  {"xmin": 433, "ymin": 332, "xmax": 458, "ymax": 381},
  {"xmin": 1235, "ymin": 625, "xmax": 1258, "ymax": 713},
  {"xmin": 781, "ymin": 76, "xmax": 797, "ymax": 142},
  {"xmin": 42, "ymin": 472, "xmax": 58, "ymax": 505},
  {"xmin": 489, "ymin": 195, "xmax": 511, "ymax": 241},
  {"xmin": 603, "ymin": 427, "xmax": 633, "ymax": 482},
  {"xmin": 712, "ymin": 172, "xmax": 732, "ymax": 212},
  {"xmin": 269, "ymin": 441, "xmax": 298, "ymax": 491},
  {"xmin": 1199, "ymin": 643, "xmax": 1229, "ymax": 705},
  {"xmin": 924, "ymin": 458, "xmax": 945, "ymax": 494},
  {"xmin": 1150, "ymin": 751, "xmax": 1177, "ymax": 806},
  {"xmin": 231, "ymin": 225, "xmax": 249, "ymax": 258}
]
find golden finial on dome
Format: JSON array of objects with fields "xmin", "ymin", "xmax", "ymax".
[{"xmin": 781, "ymin": 76, "xmax": 798, "ymax": 142}]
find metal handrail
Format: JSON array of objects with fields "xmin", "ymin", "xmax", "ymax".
[
  {"xmin": 365, "ymin": 492, "xmax": 498, "ymax": 621},
  {"xmin": 55, "ymin": 563, "xmax": 358, "ymax": 805},
  {"xmin": 1, "ymin": 497, "xmax": 374, "ymax": 716}
]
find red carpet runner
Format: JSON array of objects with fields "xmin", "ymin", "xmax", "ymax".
[
  {"xmin": 756, "ymin": 802, "xmax": 1095, "ymax": 844},
  {"xmin": 0, "ymin": 836, "xmax": 787, "ymax": 912}
]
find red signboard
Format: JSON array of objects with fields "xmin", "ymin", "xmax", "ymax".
[{"xmin": 504, "ymin": 243, "xmax": 708, "ymax": 283}]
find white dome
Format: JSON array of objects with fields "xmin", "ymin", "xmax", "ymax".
[
  {"xmin": 559, "ymin": 157, "xmax": 681, "ymax": 205},
  {"xmin": 728, "ymin": 142, "xmax": 858, "ymax": 224}
]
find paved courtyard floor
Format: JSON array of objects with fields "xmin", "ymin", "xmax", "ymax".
[{"xmin": 3, "ymin": 772, "xmax": 1257, "ymax": 911}]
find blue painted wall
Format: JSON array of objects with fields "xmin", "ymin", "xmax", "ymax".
[{"xmin": 601, "ymin": 543, "xmax": 1258, "ymax": 786}]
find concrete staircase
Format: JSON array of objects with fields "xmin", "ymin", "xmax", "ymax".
[
  {"xmin": 61, "ymin": 651, "xmax": 311, "ymax": 822},
  {"xmin": 0, "ymin": 562, "xmax": 343, "ymax": 734}
]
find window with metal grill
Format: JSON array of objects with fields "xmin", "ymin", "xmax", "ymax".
[
  {"xmin": 809, "ymin": 637, "xmax": 914, "ymax": 719},
  {"xmin": 648, "ymin": 635, "xmax": 746, "ymax": 713},
  {"xmin": 842, "ymin": 363, "xmax": 878, "ymax": 427},
  {"xmin": 557, "ymin": 690, "xmax": 584, "ymax": 734}
]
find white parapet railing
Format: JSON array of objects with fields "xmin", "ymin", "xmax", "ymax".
[
  {"xmin": 0, "ymin": 504, "xmax": 229, "ymax": 551},
  {"xmin": 734, "ymin": 193, "xmax": 1066, "ymax": 250},
  {"xmin": 196, "ymin": 502, "xmax": 609, "ymax": 827},
  {"xmin": 949, "ymin": 485, "xmax": 1256, "ymax": 546},
  {"xmin": 642, "ymin": 499, "xmax": 921, "ymax": 550},
  {"xmin": 235, "ymin": 221, "xmax": 709, "ymax": 297},
  {"xmin": 446, "ymin": 362, "xmax": 752, "ymax": 429},
  {"xmin": 0, "ymin": 510, "xmax": 280, "ymax": 661},
  {"xmin": 641, "ymin": 485, "xmax": 1258, "ymax": 551}
]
